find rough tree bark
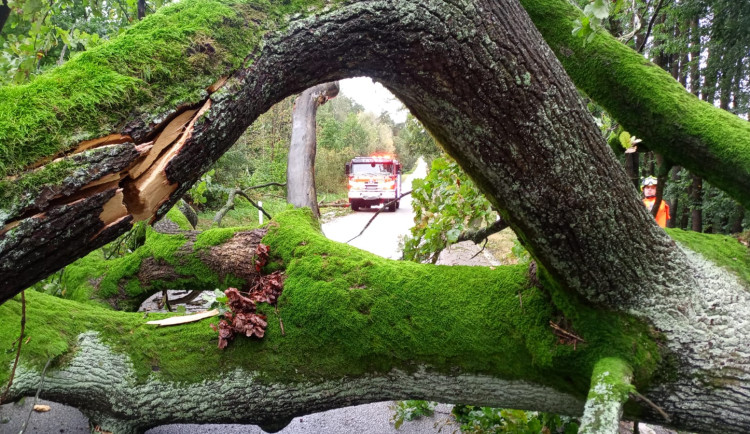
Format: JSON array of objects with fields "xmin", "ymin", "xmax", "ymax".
[
  {"xmin": 0, "ymin": 0, "xmax": 749, "ymax": 432},
  {"xmin": 286, "ymin": 81, "xmax": 339, "ymax": 219}
]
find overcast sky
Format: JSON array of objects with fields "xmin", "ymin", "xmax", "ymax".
[{"xmin": 339, "ymin": 77, "xmax": 408, "ymax": 124}]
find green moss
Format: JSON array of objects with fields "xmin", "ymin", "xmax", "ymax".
[
  {"xmin": 0, "ymin": 0, "xmax": 322, "ymax": 180},
  {"xmin": 587, "ymin": 357, "xmax": 634, "ymax": 402},
  {"xmin": 666, "ymin": 228, "xmax": 750, "ymax": 286},
  {"xmin": 165, "ymin": 206, "xmax": 194, "ymax": 231},
  {"xmin": 194, "ymin": 226, "xmax": 255, "ymax": 249},
  {"xmin": 520, "ymin": 0, "xmax": 750, "ymax": 208},
  {"xmin": 59, "ymin": 225, "xmax": 257, "ymax": 309},
  {"xmin": 1, "ymin": 209, "xmax": 661, "ymax": 397},
  {"xmin": 536, "ymin": 266, "xmax": 661, "ymax": 392}
]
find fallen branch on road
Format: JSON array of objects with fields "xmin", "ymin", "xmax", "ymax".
[{"xmin": 346, "ymin": 191, "xmax": 412, "ymax": 243}]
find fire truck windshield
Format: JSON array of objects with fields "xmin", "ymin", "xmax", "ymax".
[{"xmin": 351, "ymin": 163, "xmax": 392, "ymax": 174}]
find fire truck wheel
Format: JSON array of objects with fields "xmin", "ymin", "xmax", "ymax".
[
  {"xmin": 387, "ymin": 202, "xmax": 397, "ymax": 212},
  {"xmin": 351, "ymin": 201, "xmax": 359, "ymax": 211}
]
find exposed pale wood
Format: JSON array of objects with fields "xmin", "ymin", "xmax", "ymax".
[
  {"xmin": 0, "ymin": 220, "xmax": 20, "ymax": 237},
  {"xmin": 207, "ymin": 76, "xmax": 228, "ymax": 93},
  {"xmin": 131, "ymin": 101, "xmax": 211, "ymax": 222},
  {"xmin": 129, "ymin": 110, "xmax": 198, "ymax": 179},
  {"xmin": 81, "ymin": 172, "xmax": 124, "ymax": 190},
  {"xmin": 135, "ymin": 141, "xmax": 154, "ymax": 153},
  {"xmin": 24, "ymin": 135, "xmax": 133, "ymax": 173},
  {"xmin": 145, "ymin": 309, "xmax": 219, "ymax": 326},
  {"xmin": 74, "ymin": 134, "xmax": 132, "ymax": 154},
  {"xmin": 98, "ymin": 189, "xmax": 128, "ymax": 226},
  {"xmin": 90, "ymin": 215, "xmax": 130, "ymax": 241}
]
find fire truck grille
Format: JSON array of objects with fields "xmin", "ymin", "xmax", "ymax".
[{"xmin": 365, "ymin": 183, "xmax": 378, "ymax": 191}]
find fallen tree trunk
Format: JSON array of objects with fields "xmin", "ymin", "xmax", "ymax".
[
  {"xmin": 1, "ymin": 0, "xmax": 749, "ymax": 432},
  {"xmin": 1, "ymin": 0, "xmax": 748, "ymax": 303},
  {"xmin": 0, "ymin": 209, "xmax": 653, "ymax": 432},
  {"xmin": 2, "ymin": 209, "xmax": 749, "ymax": 433}
]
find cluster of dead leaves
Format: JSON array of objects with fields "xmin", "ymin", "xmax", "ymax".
[{"xmin": 211, "ymin": 243, "xmax": 284, "ymax": 349}]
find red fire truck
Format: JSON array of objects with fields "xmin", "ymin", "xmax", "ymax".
[{"xmin": 345, "ymin": 155, "xmax": 402, "ymax": 212}]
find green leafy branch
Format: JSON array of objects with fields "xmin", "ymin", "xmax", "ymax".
[{"xmin": 403, "ymin": 157, "xmax": 498, "ymax": 263}]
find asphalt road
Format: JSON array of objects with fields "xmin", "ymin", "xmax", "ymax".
[{"xmin": 321, "ymin": 158, "xmax": 427, "ymax": 259}]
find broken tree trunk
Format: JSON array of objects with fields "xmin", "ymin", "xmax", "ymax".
[
  {"xmin": 0, "ymin": 209, "xmax": 651, "ymax": 432},
  {"xmin": 1, "ymin": 1, "xmax": 749, "ymax": 431},
  {"xmin": 1, "ymin": 0, "xmax": 748, "ymax": 302},
  {"xmin": 286, "ymin": 81, "xmax": 339, "ymax": 219}
]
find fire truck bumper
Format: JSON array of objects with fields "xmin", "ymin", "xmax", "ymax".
[{"xmin": 349, "ymin": 191, "xmax": 397, "ymax": 201}]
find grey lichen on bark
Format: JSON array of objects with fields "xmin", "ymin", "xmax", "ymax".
[
  {"xmin": 7, "ymin": 332, "xmax": 585, "ymax": 433},
  {"xmin": 578, "ymin": 358, "xmax": 633, "ymax": 434}
]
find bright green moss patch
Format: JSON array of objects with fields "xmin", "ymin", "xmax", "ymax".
[
  {"xmin": 165, "ymin": 206, "xmax": 194, "ymax": 231},
  {"xmin": 0, "ymin": 0, "xmax": 322, "ymax": 179},
  {"xmin": 59, "ymin": 225, "xmax": 253, "ymax": 310},
  {"xmin": 587, "ymin": 357, "xmax": 634, "ymax": 402},
  {"xmin": 535, "ymin": 265, "xmax": 660, "ymax": 392},
  {"xmin": 194, "ymin": 226, "xmax": 255, "ymax": 249},
  {"xmin": 666, "ymin": 228, "xmax": 750, "ymax": 286},
  {"xmin": 2, "ymin": 209, "xmax": 660, "ymax": 396}
]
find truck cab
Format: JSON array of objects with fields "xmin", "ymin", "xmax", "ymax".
[{"xmin": 345, "ymin": 156, "xmax": 402, "ymax": 212}]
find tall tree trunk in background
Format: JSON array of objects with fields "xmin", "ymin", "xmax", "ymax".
[
  {"xmin": 668, "ymin": 166, "xmax": 681, "ymax": 228},
  {"xmin": 286, "ymin": 82, "xmax": 339, "ymax": 219},
  {"xmin": 680, "ymin": 199, "xmax": 690, "ymax": 229},
  {"xmin": 731, "ymin": 206, "xmax": 745, "ymax": 234},
  {"xmin": 137, "ymin": 0, "xmax": 147, "ymax": 20},
  {"xmin": 0, "ymin": 0, "xmax": 9, "ymax": 35},
  {"xmin": 689, "ymin": 17, "xmax": 700, "ymax": 97},
  {"xmin": 625, "ymin": 152, "xmax": 640, "ymax": 191},
  {"xmin": 690, "ymin": 173, "xmax": 703, "ymax": 232}
]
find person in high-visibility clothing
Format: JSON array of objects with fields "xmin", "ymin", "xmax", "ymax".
[{"xmin": 642, "ymin": 176, "xmax": 670, "ymax": 228}]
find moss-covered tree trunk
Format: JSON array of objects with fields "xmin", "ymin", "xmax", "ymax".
[{"xmin": 1, "ymin": 0, "xmax": 749, "ymax": 432}]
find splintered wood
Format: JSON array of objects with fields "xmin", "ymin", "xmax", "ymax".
[
  {"xmin": 2, "ymin": 96, "xmax": 213, "ymax": 242},
  {"xmin": 130, "ymin": 100, "xmax": 211, "ymax": 223}
]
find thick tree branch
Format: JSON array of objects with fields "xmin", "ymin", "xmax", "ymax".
[
  {"xmin": 0, "ymin": 0, "xmax": 11, "ymax": 36},
  {"xmin": 578, "ymin": 358, "xmax": 633, "ymax": 434},
  {"xmin": 456, "ymin": 218, "xmax": 509, "ymax": 244},
  {"xmin": 520, "ymin": 0, "xmax": 750, "ymax": 209}
]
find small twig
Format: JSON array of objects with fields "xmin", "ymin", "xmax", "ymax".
[
  {"xmin": 1, "ymin": 291, "xmax": 26, "ymax": 404},
  {"xmin": 457, "ymin": 218, "xmax": 508, "ymax": 244},
  {"xmin": 275, "ymin": 305, "xmax": 286, "ymax": 337},
  {"xmin": 244, "ymin": 182, "xmax": 286, "ymax": 191},
  {"xmin": 236, "ymin": 191, "xmax": 272, "ymax": 220},
  {"xmin": 518, "ymin": 291, "xmax": 523, "ymax": 311},
  {"xmin": 346, "ymin": 190, "xmax": 412, "ymax": 243},
  {"xmin": 469, "ymin": 238, "xmax": 489, "ymax": 260},
  {"xmin": 637, "ymin": 0, "xmax": 667, "ymax": 53},
  {"xmin": 213, "ymin": 189, "xmax": 272, "ymax": 226},
  {"xmin": 549, "ymin": 320, "xmax": 586, "ymax": 343},
  {"xmin": 630, "ymin": 391, "xmax": 671, "ymax": 422},
  {"xmin": 20, "ymin": 357, "xmax": 53, "ymax": 434}
]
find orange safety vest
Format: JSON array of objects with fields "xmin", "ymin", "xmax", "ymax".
[{"xmin": 643, "ymin": 197, "xmax": 670, "ymax": 228}]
